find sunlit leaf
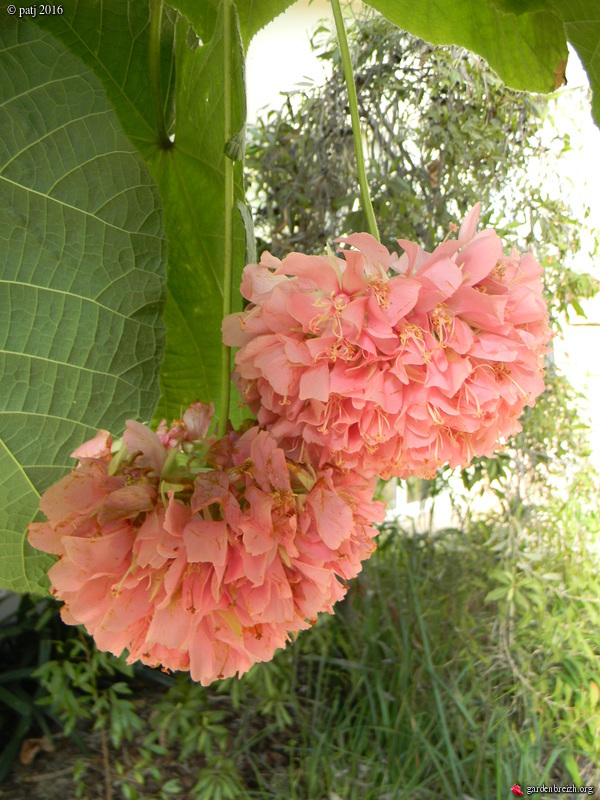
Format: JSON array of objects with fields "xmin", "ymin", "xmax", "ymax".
[
  {"xmin": 364, "ymin": 0, "xmax": 567, "ymax": 95},
  {"xmin": 488, "ymin": 0, "xmax": 600, "ymax": 126},
  {"xmin": 146, "ymin": 9, "xmax": 247, "ymax": 423},
  {"xmin": 168, "ymin": 0, "xmax": 298, "ymax": 50}
]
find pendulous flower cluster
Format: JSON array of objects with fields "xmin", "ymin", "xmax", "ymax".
[
  {"xmin": 223, "ymin": 205, "xmax": 553, "ymax": 478},
  {"xmin": 28, "ymin": 205, "xmax": 552, "ymax": 683},
  {"xmin": 28, "ymin": 404, "xmax": 383, "ymax": 685}
]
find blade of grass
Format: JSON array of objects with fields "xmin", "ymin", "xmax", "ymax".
[
  {"xmin": 407, "ymin": 566, "xmax": 465, "ymax": 794},
  {"xmin": 0, "ymin": 712, "xmax": 31, "ymax": 783}
]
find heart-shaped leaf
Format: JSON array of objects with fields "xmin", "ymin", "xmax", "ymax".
[{"xmin": 0, "ymin": 20, "xmax": 166, "ymax": 594}]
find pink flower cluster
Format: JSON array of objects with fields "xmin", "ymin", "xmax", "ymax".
[
  {"xmin": 27, "ymin": 205, "xmax": 552, "ymax": 683},
  {"xmin": 28, "ymin": 405, "xmax": 383, "ymax": 685},
  {"xmin": 223, "ymin": 205, "xmax": 552, "ymax": 478}
]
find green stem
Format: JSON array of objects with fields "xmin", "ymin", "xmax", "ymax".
[
  {"xmin": 149, "ymin": 0, "xmax": 171, "ymax": 149},
  {"xmin": 331, "ymin": 0, "xmax": 380, "ymax": 242},
  {"xmin": 218, "ymin": 0, "xmax": 234, "ymax": 438}
]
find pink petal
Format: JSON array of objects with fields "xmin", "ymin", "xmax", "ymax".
[
  {"xmin": 28, "ymin": 521, "xmax": 66, "ymax": 555},
  {"xmin": 70, "ymin": 430, "xmax": 112, "ymax": 461},
  {"xmin": 394, "ymin": 239, "xmax": 429, "ymax": 274},
  {"xmin": 299, "ymin": 363, "xmax": 330, "ymax": 402},
  {"xmin": 238, "ymin": 549, "xmax": 272, "ymax": 585},
  {"xmin": 337, "ymin": 234, "xmax": 391, "ymax": 275},
  {"xmin": 240, "ymin": 261, "xmax": 288, "ymax": 303},
  {"xmin": 469, "ymin": 333, "xmax": 518, "ymax": 361},
  {"xmin": 417, "ymin": 257, "xmax": 463, "ymax": 298},
  {"xmin": 191, "ymin": 471, "xmax": 231, "ymax": 513},
  {"xmin": 47, "ymin": 557, "xmax": 86, "ymax": 593},
  {"xmin": 97, "ymin": 484, "xmax": 156, "ymax": 524},
  {"xmin": 458, "ymin": 203, "xmax": 481, "ymax": 244},
  {"xmin": 424, "ymin": 352, "xmax": 473, "ymax": 395},
  {"xmin": 62, "ymin": 575, "xmax": 115, "ymax": 627},
  {"xmin": 249, "ymin": 430, "xmax": 291, "ymax": 492},
  {"xmin": 134, "ymin": 508, "xmax": 171, "ymax": 568},
  {"xmin": 162, "ymin": 550, "xmax": 189, "ymax": 602},
  {"xmin": 457, "ymin": 230, "xmax": 503, "ymax": 286},
  {"xmin": 222, "ymin": 311, "xmax": 253, "ymax": 347},
  {"xmin": 251, "ymin": 338, "xmax": 298, "ymax": 397},
  {"xmin": 182, "ymin": 402, "xmax": 214, "ymax": 440},
  {"xmin": 384, "ymin": 276, "xmax": 420, "ymax": 324},
  {"xmin": 286, "ymin": 290, "xmax": 323, "ymax": 331},
  {"xmin": 146, "ymin": 604, "xmax": 192, "ymax": 649},
  {"xmin": 122, "ymin": 420, "xmax": 167, "ymax": 476},
  {"xmin": 62, "ymin": 527, "xmax": 135, "ymax": 575},
  {"xmin": 340, "ymin": 250, "xmax": 368, "ymax": 294},
  {"xmin": 307, "ymin": 482, "xmax": 354, "ymax": 549},
  {"xmin": 39, "ymin": 463, "xmax": 123, "ymax": 527},
  {"xmin": 276, "ymin": 252, "xmax": 341, "ymax": 293},
  {"xmin": 184, "ymin": 517, "xmax": 228, "ymax": 565},
  {"xmin": 187, "ymin": 620, "xmax": 217, "ymax": 684},
  {"xmin": 101, "ymin": 581, "xmax": 152, "ymax": 632},
  {"xmin": 164, "ymin": 494, "xmax": 192, "ymax": 538},
  {"xmin": 240, "ymin": 486, "xmax": 274, "ymax": 555},
  {"xmin": 448, "ymin": 285, "xmax": 507, "ymax": 328}
]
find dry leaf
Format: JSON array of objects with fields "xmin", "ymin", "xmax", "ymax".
[
  {"xmin": 19, "ymin": 736, "xmax": 54, "ymax": 766},
  {"xmin": 554, "ymin": 57, "xmax": 568, "ymax": 90},
  {"xmin": 427, "ymin": 159, "xmax": 441, "ymax": 187}
]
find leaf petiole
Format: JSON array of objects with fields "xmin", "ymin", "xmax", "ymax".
[
  {"xmin": 149, "ymin": 0, "xmax": 172, "ymax": 149},
  {"xmin": 218, "ymin": 0, "xmax": 235, "ymax": 437}
]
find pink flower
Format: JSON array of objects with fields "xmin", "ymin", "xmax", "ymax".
[
  {"xmin": 223, "ymin": 205, "xmax": 553, "ymax": 478},
  {"xmin": 156, "ymin": 401, "xmax": 214, "ymax": 448},
  {"xmin": 28, "ymin": 407, "xmax": 384, "ymax": 685},
  {"xmin": 71, "ymin": 430, "xmax": 112, "ymax": 462}
]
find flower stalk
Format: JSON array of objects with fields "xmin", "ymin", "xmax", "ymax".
[
  {"xmin": 219, "ymin": 0, "xmax": 235, "ymax": 437},
  {"xmin": 149, "ymin": 0, "xmax": 171, "ymax": 149},
  {"xmin": 331, "ymin": 0, "xmax": 380, "ymax": 242}
]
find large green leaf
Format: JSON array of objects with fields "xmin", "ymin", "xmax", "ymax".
[
  {"xmin": 363, "ymin": 0, "xmax": 567, "ymax": 94},
  {"xmin": 235, "ymin": 0, "xmax": 597, "ymax": 126},
  {"xmin": 236, "ymin": 0, "xmax": 298, "ymax": 48},
  {"xmin": 557, "ymin": 0, "xmax": 600, "ymax": 127},
  {"xmin": 489, "ymin": 0, "xmax": 600, "ymax": 126},
  {"xmin": 147, "ymin": 10, "xmax": 247, "ymax": 422},
  {"xmin": 198, "ymin": 0, "xmax": 598, "ymax": 127},
  {"xmin": 35, "ymin": 3, "xmax": 247, "ymax": 424},
  {"xmin": 0, "ymin": 20, "xmax": 166, "ymax": 594}
]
